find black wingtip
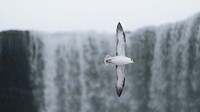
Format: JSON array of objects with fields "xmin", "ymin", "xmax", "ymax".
[
  {"xmin": 117, "ymin": 22, "xmax": 123, "ymax": 31},
  {"xmin": 116, "ymin": 87, "xmax": 123, "ymax": 97}
]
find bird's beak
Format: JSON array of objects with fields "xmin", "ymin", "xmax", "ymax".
[{"xmin": 132, "ymin": 59, "xmax": 135, "ymax": 63}]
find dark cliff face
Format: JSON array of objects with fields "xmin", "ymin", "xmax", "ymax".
[{"xmin": 0, "ymin": 31, "xmax": 36, "ymax": 112}]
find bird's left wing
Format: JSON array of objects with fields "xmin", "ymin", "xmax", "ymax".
[
  {"xmin": 116, "ymin": 22, "xmax": 126, "ymax": 56},
  {"xmin": 116, "ymin": 65, "xmax": 125, "ymax": 97}
]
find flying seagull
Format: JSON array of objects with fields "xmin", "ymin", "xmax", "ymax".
[{"xmin": 104, "ymin": 22, "xmax": 134, "ymax": 97}]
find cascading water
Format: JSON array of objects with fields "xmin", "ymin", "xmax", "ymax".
[
  {"xmin": 150, "ymin": 15, "xmax": 200, "ymax": 112},
  {"xmin": 1, "ymin": 13, "xmax": 200, "ymax": 112},
  {"xmin": 29, "ymin": 32, "xmax": 123, "ymax": 112}
]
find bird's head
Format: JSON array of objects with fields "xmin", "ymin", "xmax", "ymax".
[
  {"xmin": 126, "ymin": 57, "xmax": 135, "ymax": 64},
  {"xmin": 130, "ymin": 59, "xmax": 135, "ymax": 64}
]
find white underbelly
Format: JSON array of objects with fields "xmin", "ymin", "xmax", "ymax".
[{"xmin": 111, "ymin": 56, "xmax": 130, "ymax": 65}]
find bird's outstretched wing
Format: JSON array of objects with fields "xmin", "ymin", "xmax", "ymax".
[
  {"xmin": 116, "ymin": 22, "xmax": 126, "ymax": 56},
  {"xmin": 116, "ymin": 65, "xmax": 125, "ymax": 97}
]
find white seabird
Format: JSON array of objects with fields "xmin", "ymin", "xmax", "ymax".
[{"xmin": 104, "ymin": 22, "xmax": 134, "ymax": 97}]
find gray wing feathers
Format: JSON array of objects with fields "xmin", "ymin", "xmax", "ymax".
[
  {"xmin": 116, "ymin": 65, "xmax": 125, "ymax": 97},
  {"xmin": 116, "ymin": 22, "xmax": 126, "ymax": 56}
]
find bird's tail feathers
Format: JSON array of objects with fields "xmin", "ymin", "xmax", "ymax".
[{"xmin": 104, "ymin": 55, "xmax": 111, "ymax": 66}]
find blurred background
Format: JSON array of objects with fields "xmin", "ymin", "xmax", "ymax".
[{"xmin": 0, "ymin": 0, "xmax": 200, "ymax": 112}]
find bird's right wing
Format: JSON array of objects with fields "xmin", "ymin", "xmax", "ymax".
[
  {"xmin": 116, "ymin": 65, "xmax": 125, "ymax": 97},
  {"xmin": 116, "ymin": 22, "xmax": 126, "ymax": 56}
]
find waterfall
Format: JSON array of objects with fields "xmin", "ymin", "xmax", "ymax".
[
  {"xmin": 1, "ymin": 13, "xmax": 200, "ymax": 112},
  {"xmin": 29, "ymin": 31, "xmax": 122, "ymax": 112},
  {"xmin": 150, "ymin": 14, "xmax": 200, "ymax": 112},
  {"xmin": 29, "ymin": 13, "xmax": 200, "ymax": 112}
]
